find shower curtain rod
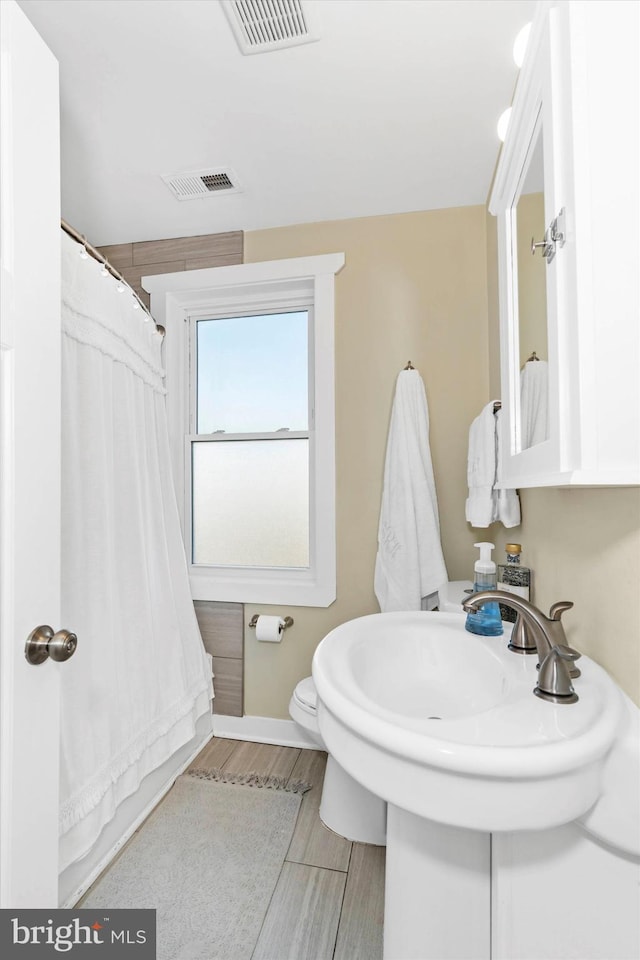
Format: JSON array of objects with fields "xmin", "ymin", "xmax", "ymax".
[{"xmin": 60, "ymin": 218, "xmax": 162, "ymax": 332}]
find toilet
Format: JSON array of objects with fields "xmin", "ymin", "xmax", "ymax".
[
  {"xmin": 438, "ymin": 579, "xmax": 474, "ymax": 612},
  {"xmin": 289, "ymin": 676, "xmax": 387, "ymax": 845},
  {"xmin": 288, "ymin": 581, "xmax": 473, "ymax": 846}
]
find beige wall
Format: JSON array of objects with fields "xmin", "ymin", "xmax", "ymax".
[
  {"xmin": 485, "ymin": 213, "xmax": 640, "ymax": 705},
  {"xmin": 244, "ymin": 207, "xmax": 491, "ymax": 718}
]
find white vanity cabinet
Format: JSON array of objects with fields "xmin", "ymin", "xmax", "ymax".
[{"xmin": 489, "ymin": 0, "xmax": 639, "ymax": 488}]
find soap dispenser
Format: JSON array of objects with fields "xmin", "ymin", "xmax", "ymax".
[{"xmin": 465, "ymin": 542, "xmax": 503, "ymax": 637}]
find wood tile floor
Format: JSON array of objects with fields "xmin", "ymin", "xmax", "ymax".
[
  {"xmin": 83, "ymin": 737, "xmax": 385, "ymax": 960},
  {"xmin": 188, "ymin": 738, "xmax": 385, "ymax": 960}
]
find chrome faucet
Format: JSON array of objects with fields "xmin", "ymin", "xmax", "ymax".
[{"xmin": 462, "ymin": 592, "xmax": 581, "ymax": 704}]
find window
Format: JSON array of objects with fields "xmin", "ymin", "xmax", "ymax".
[
  {"xmin": 144, "ymin": 253, "xmax": 344, "ymax": 606},
  {"xmin": 191, "ymin": 310, "xmax": 310, "ymax": 569}
]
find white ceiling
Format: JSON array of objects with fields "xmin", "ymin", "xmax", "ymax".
[{"xmin": 18, "ymin": 0, "xmax": 536, "ymax": 246}]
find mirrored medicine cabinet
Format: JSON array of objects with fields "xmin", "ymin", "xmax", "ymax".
[{"xmin": 489, "ymin": 0, "xmax": 639, "ymax": 488}]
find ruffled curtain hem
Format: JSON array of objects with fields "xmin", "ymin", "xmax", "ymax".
[
  {"xmin": 59, "ymin": 684, "xmax": 212, "ymax": 872},
  {"xmin": 59, "ymin": 676, "xmax": 211, "ymax": 836}
]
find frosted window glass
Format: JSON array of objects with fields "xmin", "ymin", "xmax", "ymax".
[
  {"xmin": 192, "ymin": 440, "xmax": 309, "ymax": 567},
  {"xmin": 196, "ymin": 312, "xmax": 308, "ymax": 434}
]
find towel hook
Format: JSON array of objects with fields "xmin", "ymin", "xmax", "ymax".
[{"xmin": 404, "ymin": 360, "xmax": 415, "ymax": 370}]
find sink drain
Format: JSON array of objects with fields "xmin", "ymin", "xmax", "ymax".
[{"xmin": 428, "ymin": 716, "xmax": 442, "ymax": 720}]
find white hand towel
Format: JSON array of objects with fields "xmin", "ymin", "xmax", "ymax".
[
  {"xmin": 495, "ymin": 409, "xmax": 521, "ymax": 527},
  {"xmin": 374, "ymin": 369, "xmax": 448, "ymax": 612},
  {"xmin": 520, "ymin": 359, "xmax": 549, "ymax": 448},
  {"xmin": 465, "ymin": 402, "xmax": 498, "ymax": 527}
]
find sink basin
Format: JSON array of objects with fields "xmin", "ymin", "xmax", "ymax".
[
  {"xmin": 312, "ymin": 611, "xmax": 622, "ymax": 832},
  {"xmin": 342, "ymin": 619, "xmax": 508, "ymax": 720}
]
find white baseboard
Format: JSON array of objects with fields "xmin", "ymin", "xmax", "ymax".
[{"xmin": 212, "ymin": 714, "xmax": 320, "ymax": 750}]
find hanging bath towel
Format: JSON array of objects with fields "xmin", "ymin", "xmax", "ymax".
[
  {"xmin": 465, "ymin": 402, "xmax": 521, "ymax": 528},
  {"xmin": 374, "ymin": 368, "xmax": 448, "ymax": 612},
  {"xmin": 465, "ymin": 402, "xmax": 498, "ymax": 527},
  {"xmin": 520, "ymin": 358, "xmax": 549, "ymax": 449},
  {"xmin": 495, "ymin": 409, "xmax": 521, "ymax": 528}
]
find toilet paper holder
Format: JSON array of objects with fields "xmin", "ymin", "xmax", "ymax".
[{"xmin": 249, "ymin": 614, "xmax": 294, "ymax": 630}]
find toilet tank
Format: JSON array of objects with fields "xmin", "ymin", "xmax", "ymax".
[{"xmin": 438, "ymin": 580, "xmax": 474, "ymax": 612}]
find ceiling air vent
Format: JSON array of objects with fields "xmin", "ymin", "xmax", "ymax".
[
  {"xmin": 161, "ymin": 168, "xmax": 243, "ymax": 202},
  {"xmin": 221, "ymin": 0, "xmax": 320, "ymax": 55}
]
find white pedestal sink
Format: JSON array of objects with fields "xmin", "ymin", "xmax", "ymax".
[{"xmin": 312, "ymin": 611, "xmax": 623, "ymax": 960}]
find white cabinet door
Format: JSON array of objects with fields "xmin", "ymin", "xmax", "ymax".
[
  {"xmin": 489, "ymin": 0, "xmax": 640, "ymax": 488},
  {"xmin": 0, "ymin": 0, "xmax": 63, "ymax": 907}
]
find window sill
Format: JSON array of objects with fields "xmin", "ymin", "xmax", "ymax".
[{"xmin": 189, "ymin": 566, "xmax": 336, "ymax": 608}]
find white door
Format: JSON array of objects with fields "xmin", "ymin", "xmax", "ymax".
[{"xmin": 0, "ymin": 0, "xmax": 64, "ymax": 907}]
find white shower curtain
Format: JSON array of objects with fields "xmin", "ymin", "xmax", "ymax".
[{"xmin": 58, "ymin": 232, "xmax": 212, "ymax": 870}]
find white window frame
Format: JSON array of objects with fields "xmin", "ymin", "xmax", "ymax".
[{"xmin": 143, "ymin": 253, "xmax": 344, "ymax": 606}]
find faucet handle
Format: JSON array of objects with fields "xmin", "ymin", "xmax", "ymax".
[
  {"xmin": 554, "ymin": 643, "xmax": 581, "ymax": 662},
  {"xmin": 547, "ymin": 602, "xmax": 580, "ymax": 677},
  {"xmin": 535, "ymin": 644, "xmax": 580, "ymax": 704},
  {"xmin": 549, "ymin": 601, "xmax": 574, "ymax": 620}
]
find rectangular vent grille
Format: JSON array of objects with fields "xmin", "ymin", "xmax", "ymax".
[
  {"xmin": 161, "ymin": 169, "xmax": 243, "ymax": 202},
  {"xmin": 221, "ymin": 0, "xmax": 319, "ymax": 55},
  {"xmin": 201, "ymin": 173, "xmax": 234, "ymax": 192}
]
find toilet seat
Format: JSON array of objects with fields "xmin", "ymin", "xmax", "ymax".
[
  {"xmin": 289, "ymin": 678, "xmax": 324, "ymax": 748},
  {"xmin": 293, "ymin": 676, "xmax": 317, "ymax": 712}
]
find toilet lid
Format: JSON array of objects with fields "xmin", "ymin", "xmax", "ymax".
[{"xmin": 295, "ymin": 676, "xmax": 317, "ymax": 711}]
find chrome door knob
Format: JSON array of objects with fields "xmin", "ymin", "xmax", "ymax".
[{"xmin": 25, "ymin": 625, "xmax": 78, "ymax": 665}]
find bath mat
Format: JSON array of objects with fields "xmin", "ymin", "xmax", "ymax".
[{"xmin": 81, "ymin": 772, "xmax": 309, "ymax": 960}]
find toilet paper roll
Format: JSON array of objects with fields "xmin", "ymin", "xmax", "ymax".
[{"xmin": 255, "ymin": 615, "xmax": 284, "ymax": 642}]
